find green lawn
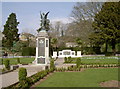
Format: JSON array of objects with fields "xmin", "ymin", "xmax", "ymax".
[
  {"xmin": 81, "ymin": 57, "xmax": 118, "ymax": 64},
  {"xmin": 0, "ymin": 57, "xmax": 35, "ymax": 65},
  {"xmin": 66, "ymin": 56, "xmax": 118, "ymax": 64},
  {"xmin": 36, "ymin": 68, "xmax": 118, "ymax": 87}
]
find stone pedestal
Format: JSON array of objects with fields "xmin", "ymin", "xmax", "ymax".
[{"xmin": 34, "ymin": 30, "xmax": 50, "ymax": 65}]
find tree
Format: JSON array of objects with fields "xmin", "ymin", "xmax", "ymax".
[
  {"xmin": 70, "ymin": 2, "xmax": 103, "ymax": 45},
  {"xmin": 71, "ymin": 2, "xmax": 103, "ymax": 22},
  {"xmin": 92, "ymin": 2, "xmax": 120, "ymax": 55},
  {"xmin": 76, "ymin": 38, "xmax": 82, "ymax": 47},
  {"xmin": 51, "ymin": 38, "xmax": 58, "ymax": 50},
  {"xmin": 2, "ymin": 13, "xmax": 19, "ymax": 50},
  {"xmin": 49, "ymin": 21, "xmax": 66, "ymax": 38},
  {"xmin": 20, "ymin": 32, "xmax": 35, "ymax": 47}
]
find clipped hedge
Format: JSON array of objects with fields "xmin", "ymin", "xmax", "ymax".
[
  {"xmin": 50, "ymin": 58, "xmax": 55, "ymax": 70},
  {"xmin": 19, "ymin": 67, "xmax": 28, "ymax": 88},
  {"xmin": 4, "ymin": 59, "xmax": 10, "ymax": 70},
  {"xmin": 64, "ymin": 57, "xmax": 72, "ymax": 63},
  {"xmin": 17, "ymin": 58, "xmax": 20, "ymax": 64},
  {"xmin": 76, "ymin": 57, "xmax": 81, "ymax": 68},
  {"xmin": 4, "ymin": 69, "xmax": 53, "ymax": 89},
  {"xmin": 19, "ymin": 68, "xmax": 27, "ymax": 81},
  {"xmin": 4, "ymin": 63, "xmax": 119, "ymax": 89},
  {"xmin": 64, "ymin": 57, "xmax": 67, "ymax": 63},
  {"xmin": 22, "ymin": 47, "xmax": 35, "ymax": 56}
]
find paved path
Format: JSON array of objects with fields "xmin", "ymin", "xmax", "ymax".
[
  {"xmin": 0, "ymin": 58, "xmax": 75, "ymax": 88},
  {"xmin": 0, "ymin": 65, "xmax": 44, "ymax": 88},
  {"xmin": 55, "ymin": 58, "xmax": 76, "ymax": 68}
]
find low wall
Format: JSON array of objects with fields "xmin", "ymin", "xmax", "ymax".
[{"xmin": 1, "ymin": 56, "xmax": 35, "ymax": 58}]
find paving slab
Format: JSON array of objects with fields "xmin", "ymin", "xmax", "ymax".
[{"xmin": 0, "ymin": 65, "xmax": 43, "ymax": 88}]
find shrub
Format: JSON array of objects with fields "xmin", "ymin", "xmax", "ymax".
[
  {"xmin": 19, "ymin": 67, "xmax": 28, "ymax": 88},
  {"xmin": 77, "ymin": 66, "xmax": 81, "ymax": 71},
  {"xmin": 50, "ymin": 58, "xmax": 55, "ymax": 70},
  {"xmin": 22, "ymin": 47, "xmax": 35, "ymax": 56},
  {"xmin": 4, "ymin": 59, "xmax": 10, "ymax": 70},
  {"xmin": 64, "ymin": 57, "xmax": 67, "ymax": 63},
  {"xmin": 45, "ymin": 65, "xmax": 49, "ymax": 70},
  {"xmin": 76, "ymin": 57, "xmax": 81, "ymax": 68},
  {"xmin": 73, "ymin": 66, "xmax": 77, "ymax": 71},
  {"xmin": 67, "ymin": 66, "xmax": 74, "ymax": 71},
  {"xmin": 19, "ymin": 68, "xmax": 27, "ymax": 81},
  {"xmin": 105, "ymin": 52, "xmax": 113, "ymax": 56},
  {"xmin": 5, "ymin": 69, "xmax": 52, "ymax": 88},
  {"xmin": 17, "ymin": 58, "xmax": 20, "ymax": 64},
  {"xmin": 1, "ymin": 59, "xmax": 3, "ymax": 65},
  {"xmin": 2, "ymin": 68, "xmax": 6, "ymax": 72},
  {"xmin": 68, "ymin": 56, "xmax": 72, "ymax": 62}
]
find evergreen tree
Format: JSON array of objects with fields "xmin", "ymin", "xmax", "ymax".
[
  {"xmin": 91, "ymin": 2, "xmax": 120, "ymax": 55},
  {"xmin": 2, "ymin": 13, "xmax": 19, "ymax": 49}
]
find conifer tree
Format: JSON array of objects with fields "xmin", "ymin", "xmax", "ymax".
[
  {"xmin": 91, "ymin": 2, "xmax": 120, "ymax": 55},
  {"xmin": 2, "ymin": 13, "xmax": 19, "ymax": 50}
]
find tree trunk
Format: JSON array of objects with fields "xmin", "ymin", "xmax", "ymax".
[
  {"xmin": 111, "ymin": 39, "xmax": 116, "ymax": 56},
  {"xmin": 105, "ymin": 40, "xmax": 108, "ymax": 54}
]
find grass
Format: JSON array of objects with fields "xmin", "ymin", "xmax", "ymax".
[
  {"xmin": 0, "ymin": 57, "xmax": 35, "ymax": 65},
  {"xmin": 36, "ymin": 68, "xmax": 118, "ymax": 87},
  {"xmin": 65, "ymin": 56, "xmax": 118, "ymax": 64},
  {"xmin": 81, "ymin": 58, "xmax": 118, "ymax": 64}
]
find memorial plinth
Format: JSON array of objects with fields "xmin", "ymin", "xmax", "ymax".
[{"xmin": 34, "ymin": 30, "xmax": 49, "ymax": 65}]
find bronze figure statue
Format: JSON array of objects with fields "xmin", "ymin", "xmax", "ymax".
[{"xmin": 38, "ymin": 12, "xmax": 50, "ymax": 32}]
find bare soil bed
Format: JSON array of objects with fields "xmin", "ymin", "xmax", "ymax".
[{"xmin": 100, "ymin": 80, "xmax": 120, "ymax": 87}]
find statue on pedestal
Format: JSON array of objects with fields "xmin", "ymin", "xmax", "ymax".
[
  {"xmin": 37, "ymin": 12, "xmax": 50, "ymax": 32},
  {"xmin": 34, "ymin": 11, "xmax": 50, "ymax": 65}
]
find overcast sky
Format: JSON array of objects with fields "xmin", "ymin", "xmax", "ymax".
[{"xmin": 2, "ymin": 2, "xmax": 77, "ymax": 34}]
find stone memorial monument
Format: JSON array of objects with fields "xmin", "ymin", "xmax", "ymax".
[
  {"xmin": 34, "ymin": 12, "xmax": 50, "ymax": 65},
  {"xmin": 52, "ymin": 50, "xmax": 82, "ymax": 58}
]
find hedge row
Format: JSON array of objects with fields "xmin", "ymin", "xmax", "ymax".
[
  {"xmin": 4, "ymin": 68, "xmax": 54, "ymax": 89},
  {"xmin": 55, "ymin": 66, "xmax": 81, "ymax": 72},
  {"xmin": 55, "ymin": 64, "xmax": 119, "ymax": 72},
  {"xmin": 80, "ymin": 64, "xmax": 119, "ymax": 68}
]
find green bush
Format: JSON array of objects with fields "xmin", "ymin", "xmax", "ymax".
[
  {"xmin": 5, "ymin": 69, "xmax": 51, "ymax": 88},
  {"xmin": 105, "ymin": 52, "xmax": 113, "ymax": 56},
  {"xmin": 19, "ymin": 68, "xmax": 27, "ymax": 81},
  {"xmin": 50, "ymin": 58, "xmax": 55, "ymax": 70},
  {"xmin": 45, "ymin": 65, "xmax": 49, "ymax": 70},
  {"xmin": 1, "ymin": 59, "xmax": 3, "ymax": 65},
  {"xmin": 22, "ymin": 47, "xmax": 35, "ymax": 56},
  {"xmin": 27, "ymin": 70, "xmax": 50, "ymax": 85},
  {"xmin": 76, "ymin": 57, "xmax": 81, "ymax": 68},
  {"xmin": 64, "ymin": 57, "xmax": 73, "ymax": 63},
  {"xmin": 68, "ymin": 56, "xmax": 72, "ymax": 62},
  {"xmin": 2, "ymin": 68, "xmax": 6, "ymax": 72},
  {"xmin": 64, "ymin": 57, "xmax": 67, "ymax": 63},
  {"xmin": 19, "ymin": 67, "xmax": 28, "ymax": 88},
  {"xmin": 4, "ymin": 59, "xmax": 10, "ymax": 70},
  {"xmin": 17, "ymin": 58, "xmax": 20, "ymax": 64}
]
